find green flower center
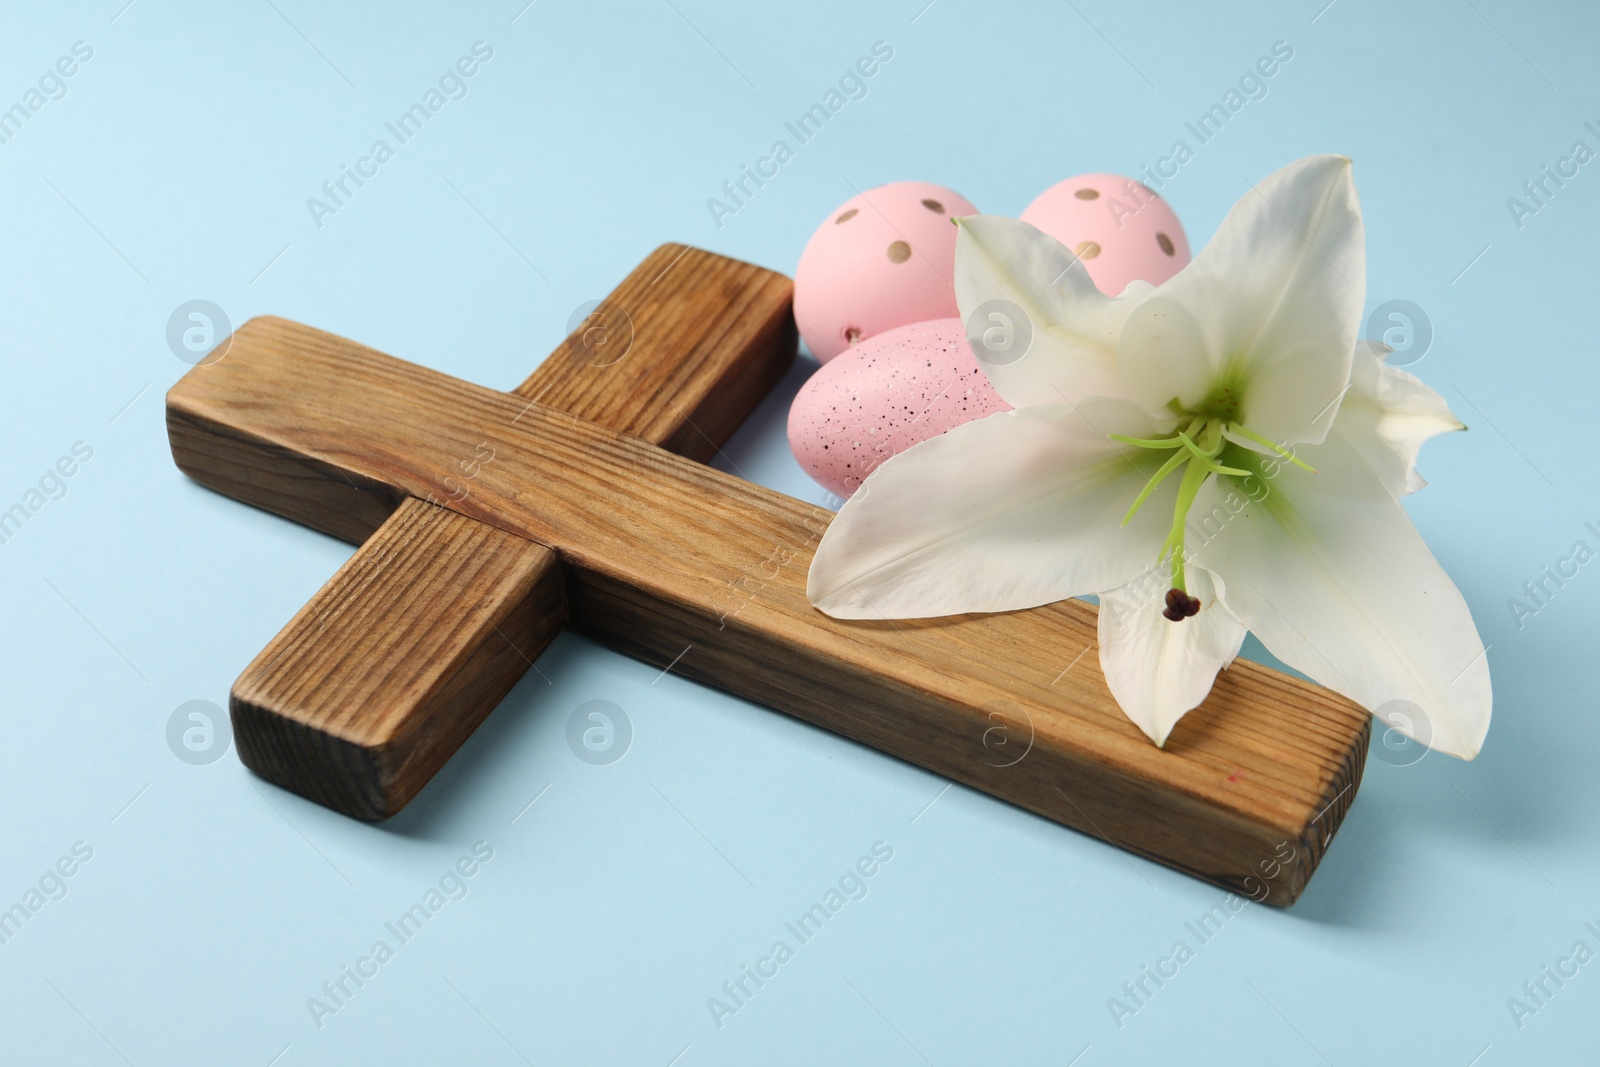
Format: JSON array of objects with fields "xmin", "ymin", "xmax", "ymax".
[
  {"xmin": 1111, "ymin": 416, "xmax": 1312, "ymax": 619},
  {"xmin": 1196, "ymin": 386, "xmax": 1243, "ymax": 422}
]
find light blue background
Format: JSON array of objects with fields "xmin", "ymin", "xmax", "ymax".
[{"xmin": 1, "ymin": 0, "xmax": 1595, "ymax": 1063}]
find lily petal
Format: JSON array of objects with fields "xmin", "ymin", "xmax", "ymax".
[
  {"xmin": 1117, "ymin": 155, "xmax": 1365, "ymax": 445},
  {"xmin": 809, "ymin": 398, "xmax": 1175, "ymax": 619},
  {"xmin": 1097, "ymin": 565, "xmax": 1248, "ymax": 747},
  {"xmin": 953, "ymin": 214, "xmax": 1150, "ymax": 410},
  {"xmin": 1193, "ymin": 432, "xmax": 1491, "ymax": 759},
  {"xmin": 1333, "ymin": 340, "xmax": 1465, "ymax": 498}
]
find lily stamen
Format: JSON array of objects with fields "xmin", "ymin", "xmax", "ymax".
[
  {"xmin": 1112, "ymin": 417, "xmax": 1302, "ymax": 617},
  {"xmin": 1229, "ymin": 423, "xmax": 1317, "ymax": 473},
  {"xmin": 1118, "ymin": 449, "xmax": 1187, "ymax": 525}
]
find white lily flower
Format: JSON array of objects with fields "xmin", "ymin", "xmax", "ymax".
[{"xmin": 807, "ymin": 155, "xmax": 1490, "ymax": 758}]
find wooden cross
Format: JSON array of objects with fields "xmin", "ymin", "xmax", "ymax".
[{"xmin": 165, "ymin": 244, "xmax": 1369, "ymax": 906}]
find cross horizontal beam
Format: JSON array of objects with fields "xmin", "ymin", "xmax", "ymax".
[{"xmin": 168, "ymin": 312, "xmax": 1367, "ymax": 905}]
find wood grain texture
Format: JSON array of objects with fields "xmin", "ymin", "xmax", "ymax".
[
  {"xmin": 512, "ymin": 242, "xmax": 798, "ymax": 461},
  {"xmin": 232, "ymin": 499, "xmax": 566, "ymax": 820},
  {"xmin": 214, "ymin": 246, "xmax": 796, "ymax": 820},
  {"xmin": 168, "ymin": 313, "xmax": 1369, "ymax": 906}
]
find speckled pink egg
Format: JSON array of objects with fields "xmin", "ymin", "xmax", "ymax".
[
  {"xmin": 788, "ymin": 318, "xmax": 1010, "ymax": 499},
  {"xmin": 1020, "ymin": 173, "xmax": 1191, "ymax": 296},
  {"xmin": 794, "ymin": 181, "xmax": 979, "ymax": 364}
]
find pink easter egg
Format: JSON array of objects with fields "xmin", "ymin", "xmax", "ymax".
[
  {"xmin": 1020, "ymin": 174, "xmax": 1191, "ymax": 296},
  {"xmin": 794, "ymin": 181, "xmax": 979, "ymax": 364},
  {"xmin": 788, "ymin": 318, "xmax": 1010, "ymax": 499}
]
